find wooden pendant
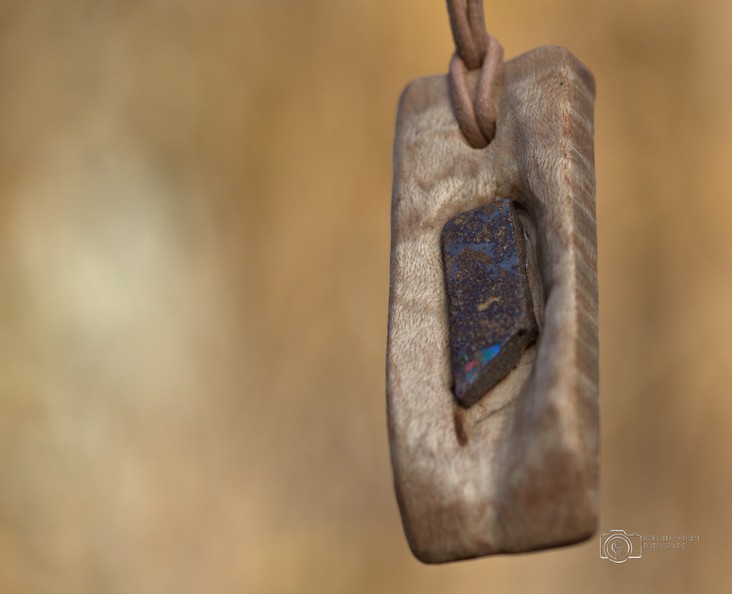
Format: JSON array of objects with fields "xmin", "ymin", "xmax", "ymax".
[{"xmin": 386, "ymin": 46, "xmax": 599, "ymax": 562}]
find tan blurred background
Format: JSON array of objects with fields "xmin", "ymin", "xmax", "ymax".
[{"xmin": 1, "ymin": 1, "xmax": 730, "ymax": 592}]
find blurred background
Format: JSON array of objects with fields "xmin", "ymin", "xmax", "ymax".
[{"xmin": 1, "ymin": 1, "xmax": 730, "ymax": 592}]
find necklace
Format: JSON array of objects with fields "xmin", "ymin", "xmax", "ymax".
[{"xmin": 386, "ymin": 0, "xmax": 599, "ymax": 562}]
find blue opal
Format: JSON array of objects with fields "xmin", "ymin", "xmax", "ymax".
[{"xmin": 442, "ymin": 199, "xmax": 539, "ymax": 406}]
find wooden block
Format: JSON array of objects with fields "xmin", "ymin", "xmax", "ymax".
[{"xmin": 386, "ymin": 46, "xmax": 599, "ymax": 562}]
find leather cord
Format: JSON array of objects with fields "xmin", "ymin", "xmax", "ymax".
[{"xmin": 446, "ymin": 0, "xmax": 504, "ymax": 148}]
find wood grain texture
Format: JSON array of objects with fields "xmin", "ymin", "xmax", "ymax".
[{"xmin": 386, "ymin": 46, "xmax": 598, "ymax": 562}]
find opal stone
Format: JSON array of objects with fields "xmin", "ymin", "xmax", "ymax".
[{"xmin": 442, "ymin": 199, "xmax": 538, "ymax": 406}]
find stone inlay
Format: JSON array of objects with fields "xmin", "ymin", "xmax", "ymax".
[{"xmin": 442, "ymin": 199, "xmax": 539, "ymax": 406}]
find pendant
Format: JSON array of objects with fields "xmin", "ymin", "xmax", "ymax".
[{"xmin": 386, "ymin": 45, "xmax": 599, "ymax": 562}]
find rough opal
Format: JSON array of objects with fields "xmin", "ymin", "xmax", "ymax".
[{"xmin": 442, "ymin": 199, "xmax": 538, "ymax": 406}]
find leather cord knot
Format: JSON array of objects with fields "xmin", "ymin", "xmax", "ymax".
[{"xmin": 447, "ymin": 0, "xmax": 504, "ymax": 148}]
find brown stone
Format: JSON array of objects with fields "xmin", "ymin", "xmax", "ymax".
[{"xmin": 442, "ymin": 199, "xmax": 538, "ymax": 406}]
